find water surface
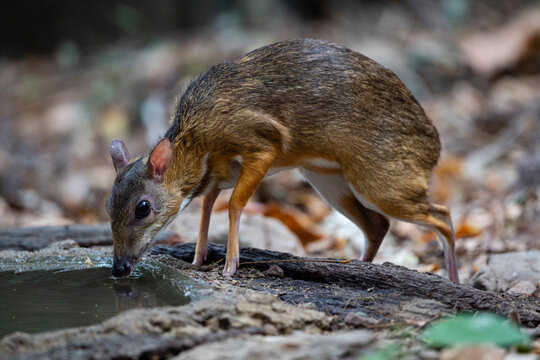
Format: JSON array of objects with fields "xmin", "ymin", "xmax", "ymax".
[{"xmin": 0, "ymin": 265, "xmax": 192, "ymax": 337}]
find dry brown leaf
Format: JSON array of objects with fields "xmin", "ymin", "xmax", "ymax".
[
  {"xmin": 432, "ymin": 156, "xmax": 463, "ymax": 202},
  {"xmin": 441, "ymin": 346, "xmax": 506, "ymax": 360},
  {"xmin": 287, "ymin": 191, "xmax": 332, "ymax": 223},
  {"xmin": 213, "ymin": 199, "xmax": 267, "ymax": 214},
  {"xmin": 334, "ymin": 236, "xmax": 348, "ymax": 252},
  {"xmin": 435, "ymin": 156, "xmax": 464, "ymax": 178},
  {"xmin": 459, "ymin": 5, "xmax": 540, "ymax": 78},
  {"xmin": 455, "ymin": 221, "xmax": 482, "ymax": 239},
  {"xmin": 419, "ymin": 230, "xmax": 438, "ymax": 244},
  {"xmin": 305, "ymin": 236, "xmax": 338, "ymax": 254},
  {"xmin": 431, "ymin": 178, "xmax": 452, "ymax": 203},
  {"xmin": 417, "ymin": 263, "xmax": 439, "ymax": 273},
  {"xmin": 263, "ymin": 202, "xmax": 325, "ymax": 246},
  {"xmin": 211, "ymin": 199, "xmax": 326, "ymax": 246},
  {"xmin": 507, "ymin": 281, "xmax": 537, "ymax": 297},
  {"xmin": 166, "ymin": 233, "xmax": 184, "ymax": 246},
  {"xmin": 390, "ymin": 221, "xmax": 418, "ymax": 239},
  {"xmin": 532, "ymin": 338, "xmax": 540, "ymax": 355}
]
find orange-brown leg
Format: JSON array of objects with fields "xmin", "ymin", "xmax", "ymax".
[
  {"xmin": 427, "ymin": 204, "xmax": 459, "ymax": 283},
  {"xmin": 340, "ymin": 196, "xmax": 389, "ymax": 262},
  {"xmin": 361, "ymin": 195, "xmax": 459, "ymax": 283},
  {"xmin": 343, "ymin": 161, "xmax": 459, "ymax": 283},
  {"xmin": 193, "ymin": 187, "xmax": 221, "ymax": 267},
  {"xmin": 223, "ymin": 152, "xmax": 276, "ymax": 276},
  {"xmin": 301, "ymin": 169, "xmax": 389, "ymax": 262}
]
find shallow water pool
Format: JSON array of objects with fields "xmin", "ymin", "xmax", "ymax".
[{"xmin": 0, "ymin": 260, "xmax": 197, "ymax": 337}]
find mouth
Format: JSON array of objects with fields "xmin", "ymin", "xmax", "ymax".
[
  {"xmin": 112, "ymin": 238, "xmax": 155, "ymax": 278},
  {"xmin": 111, "ymin": 257, "xmax": 134, "ymax": 277}
]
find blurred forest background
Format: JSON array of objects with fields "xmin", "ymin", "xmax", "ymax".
[{"xmin": 0, "ymin": 0, "xmax": 539, "ymax": 280}]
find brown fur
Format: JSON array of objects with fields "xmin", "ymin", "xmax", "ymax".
[{"xmin": 108, "ymin": 39, "xmax": 459, "ymax": 282}]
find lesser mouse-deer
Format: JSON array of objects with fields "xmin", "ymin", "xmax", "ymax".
[{"xmin": 107, "ymin": 39, "xmax": 459, "ymax": 283}]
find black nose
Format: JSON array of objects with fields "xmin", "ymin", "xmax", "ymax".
[{"xmin": 112, "ymin": 259, "xmax": 132, "ymax": 277}]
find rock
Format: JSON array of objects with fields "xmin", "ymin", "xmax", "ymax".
[
  {"xmin": 517, "ymin": 153, "xmax": 540, "ymax": 188},
  {"xmin": 0, "ymin": 289, "xmax": 336, "ymax": 359},
  {"xmin": 0, "ymin": 239, "xmax": 110, "ymax": 273},
  {"xmin": 440, "ymin": 345, "xmax": 506, "ymax": 360},
  {"xmin": 508, "ymin": 281, "xmax": 537, "ymax": 297},
  {"xmin": 297, "ymin": 302, "xmax": 317, "ymax": 310},
  {"xmin": 470, "ymin": 251, "xmax": 540, "ymax": 292},
  {"xmin": 265, "ymin": 264, "xmax": 284, "ymax": 278},
  {"xmin": 173, "ymin": 330, "xmax": 374, "ymax": 360},
  {"xmin": 504, "ymin": 354, "xmax": 539, "ymax": 360},
  {"xmin": 521, "ymin": 325, "xmax": 540, "ymax": 338},
  {"xmin": 344, "ymin": 312, "xmax": 379, "ymax": 328},
  {"xmin": 234, "ymin": 293, "xmax": 332, "ymax": 333},
  {"xmin": 41, "ymin": 239, "xmax": 79, "ymax": 251},
  {"xmin": 9, "ymin": 335, "xmax": 193, "ymax": 360}
]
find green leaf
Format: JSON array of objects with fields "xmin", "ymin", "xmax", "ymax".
[
  {"xmin": 361, "ymin": 344, "xmax": 400, "ymax": 360},
  {"xmin": 422, "ymin": 312, "xmax": 530, "ymax": 348}
]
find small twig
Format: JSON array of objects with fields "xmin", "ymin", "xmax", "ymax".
[
  {"xmin": 364, "ymin": 317, "xmax": 439, "ymax": 330},
  {"xmin": 239, "ymin": 259, "xmax": 351, "ymax": 266},
  {"xmin": 210, "ymin": 258, "xmax": 224, "ymax": 267},
  {"xmin": 339, "ymin": 298, "xmax": 352, "ymax": 317},
  {"xmin": 204, "ymin": 257, "xmax": 350, "ymax": 269},
  {"xmin": 363, "ymin": 322, "xmax": 410, "ymax": 329},
  {"xmin": 418, "ymin": 313, "xmax": 445, "ymax": 330}
]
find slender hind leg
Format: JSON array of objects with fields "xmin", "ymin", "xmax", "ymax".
[
  {"xmin": 426, "ymin": 204, "xmax": 459, "ymax": 283},
  {"xmin": 348, "ymin": 184, "xmax": 459, "ymax": 283},
  {"xmin": 341, "ymin": 196, "xmax": 390, "ymax": 261},
  {"xmin": 301, "ymin": 169, "xmax": 389, "ymax": 262}
]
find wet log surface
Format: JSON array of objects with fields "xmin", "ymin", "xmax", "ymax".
[
  {"xmin": 152, "ymin": 243, "xmax": 540, "ymax": 328},
  {"xmin": 0, "ymin": 225, "xmax": 114, "ymax": 251},
  {"xmin": 0, "ymin": 224, "xmax": 171, "ymax": 251}
]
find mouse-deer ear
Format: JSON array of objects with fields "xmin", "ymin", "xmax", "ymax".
[
  {"xmin": 110, "ymin": 140, "xmax": 131, "ymax": 172},
  {"xmin": 148, "ymin": 138, "xmax": 173, "ymax": 183}
]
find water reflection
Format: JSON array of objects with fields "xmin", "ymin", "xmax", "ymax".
[
  {"xmin": 0, "ymin": 266, "xmax": 191, "ymax": 338},
  {"xmin": 111, "ymin": 272, "xmax": 190, "ymax": 312}
]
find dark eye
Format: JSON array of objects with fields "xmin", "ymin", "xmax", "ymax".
[{"xmin": 135, "ymin": 200, "xmax": 151, "ymax": 219}]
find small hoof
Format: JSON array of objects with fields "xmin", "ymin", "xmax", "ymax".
[
  {"xmin": 192, "ymin": 252, "xmax": 207, "ymax": 268},
  {"xmin": 192, "ymin": 257, "xmax": 204, "ymax": 267},
  {"xmin": 192, "ymin": 259, "xmax": 203, "ymax": 267},
  {"xmin": 222, "ymin": 256, "xmax": 239, "ymax": 276},
  {"xmin": 222, "ymin": 264, "xmax": 237, "ymax": 277},
  {"xmin": 222, "ymin": 269, "xmax": 235, "ymax": 277}
]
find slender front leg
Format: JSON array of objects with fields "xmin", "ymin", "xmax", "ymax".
[
  {"xmin": 193, "ymin": 188, "xmax": 221, "ymax": 267},
  {"xmin": 223, "ymin": 152, "xmax": 276, "ymax": 276}
]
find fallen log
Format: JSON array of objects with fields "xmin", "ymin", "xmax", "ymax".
[
  {"xmin": 152, "ymin": 243, "xmax": 540, "ymax": 328},
  {"xmin": 0, "ymin": 224, "xmax": 172, "ymax": 251},
  {"xmin": 1, "ymin": 225, "xmax": 537, "ymax": 328}
]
